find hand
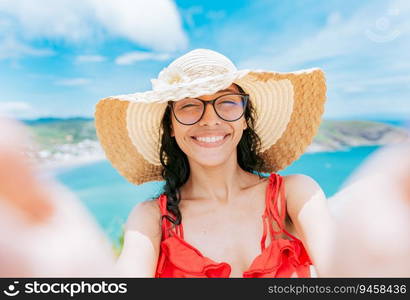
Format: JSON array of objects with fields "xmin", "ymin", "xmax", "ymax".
[
  {"xmin": 328, "ymin": 140, "xmax": 410, "ymax": 277},
  {"xmin": 0, "ymin": 118, "xmax": 54, "ymax": 224},
  {"xmin": 0, "ymin": 117, "xmax": 116, "ymax": 277}
]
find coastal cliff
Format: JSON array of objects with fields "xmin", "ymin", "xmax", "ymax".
[{"xmin": 307, "ymin": 120, "xmax": 409, "ymax": 152}]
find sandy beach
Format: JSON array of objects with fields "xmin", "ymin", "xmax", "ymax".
[{"xmin": 34, "ymin": 153, "xmax": 107, "ymax": 176}]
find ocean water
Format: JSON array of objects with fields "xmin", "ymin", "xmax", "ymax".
[{"xmin": 56, "ymin": 145, "xmax": 381, "ymax": 245}]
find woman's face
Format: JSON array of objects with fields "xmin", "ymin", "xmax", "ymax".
[{"xmin": 170, "ymin": 83, "xmax": 248, "ymax": 168}]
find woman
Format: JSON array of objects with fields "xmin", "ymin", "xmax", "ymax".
[
  {"xmin": 1, "ymin": 49, "xmax": 409, "ymax": 278},
  {"xmin": 95, "ymin": 49, "xmax": 334, "ymax": 277}
]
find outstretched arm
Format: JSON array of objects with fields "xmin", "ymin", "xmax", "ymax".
[
  {"xmin": 114, "ymin": 200, "xmax": 161, "ymax": 277},
  {"xmin": 0, "ymin": 117, "xmax": 159, "ymax": 277},
  {"xmin": 285, "ymin": 141, "xmax": 410, "ymax": 277},
  {"xmin": 284, "ymin": 174, "xmax": 336, "ymax": 277},
  {"xmin": 327, "ymin": 141, "xmax": 410, "ymax": 277}
]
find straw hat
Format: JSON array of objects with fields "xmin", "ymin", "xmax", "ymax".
[{"xmin": 94, "ymin": 48, "xmax": 326, "ymax": 185}]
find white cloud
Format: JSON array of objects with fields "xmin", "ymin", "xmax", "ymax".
[
  {"xmin": 227, "ymin": 0, "xmax": 410, "ymax": 120},
  {"xmin": 206, "ymin": 10, "xmax": 226, "ymax": 21},
  {"xmin": 334, "ymin": 75, "xmax": 410, "ymax": 92},
  {"xmin": 115, "ymin": 51, "xmax": 171, "ymax": 65},
  {"xmin": 0, "ymin": 0, "xmax": 188, "ymax": 54},
  {"xmin": 90, "ymin": 0, "xmax": 188, "ymax": 52},
  {"xmin": 0, "ymin": 36, "xmax": 55, "ymax": 60},
  {"xmin": 324, "ymin": 96, "xmax": 410, "ymax": 120},
  {"xmin": 233, "ymin": 1, "xmax": 409, "ymax": 72},
  {"xmin": 55, "ymin": 78, "xmax": 91, "ymax": 86},
  {"xmin": 180, "ymin": 6, "xmax": 225, "ymax": 28},
  {"xmin": 75, "ymin": 55, "xmax": 106, "ymax": 63},
  {"xmin": 0, "ymin": 101, "xmax": 32, "ymax": 118},
  {"xmin": 181, "ymin": 6, "xmax": 203, "ymax": 28}
]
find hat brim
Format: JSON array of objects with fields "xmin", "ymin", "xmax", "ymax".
[{"xmin": 95, "ymin": 68, "xmax": 326, "ymax": 185}]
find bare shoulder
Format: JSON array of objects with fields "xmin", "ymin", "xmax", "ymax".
[
  {"xmin": 282, "ymin": 174, "xmax": 326, "ymax": 220},
  {"xmin": 283, "ymin": 174, "xmax": 323, "ymax": 194},
  {"xmin": 117, "ymin": 198, "xmax": 162, "ymax": 277},
  {"xmin": 125, "ymin": 198, "xmax": 162, "ymax": 239}
]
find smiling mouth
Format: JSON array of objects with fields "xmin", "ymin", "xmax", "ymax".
[{"xmin": 191, "ymin": 134, "xmax": 231, "ymax": 144}]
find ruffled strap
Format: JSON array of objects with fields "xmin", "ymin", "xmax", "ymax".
[
  {"xmin": 261, "ymin": 173, "xmax": 299, "ymax": 251},
  {"xmin": 157, "ymin": 194, "xmax": 184, "ymax": 240}
]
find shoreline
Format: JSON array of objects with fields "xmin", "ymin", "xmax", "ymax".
[
  {"xmin": 35, "ymin": 153, "xmax": 107, "ymax": 175},
  {"xmin": 32, "ymin": 144, "xmax": 387, "ymax": 174}
]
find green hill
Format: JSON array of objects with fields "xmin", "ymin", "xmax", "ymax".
[{"xmin": 24, "ymin": 118, "xmax": 96, "ymax": 150}]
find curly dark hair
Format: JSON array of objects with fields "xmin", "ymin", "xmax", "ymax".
[{"xmin": 158, "ymin": 84, "xmax": 267, "ymax": 227}]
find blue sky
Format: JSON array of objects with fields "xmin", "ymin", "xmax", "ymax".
[{"xmin": 0, "ymin": 0, "xmax": 409, "ymax": 120}]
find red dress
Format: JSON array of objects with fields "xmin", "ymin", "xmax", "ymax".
[{"xmin": 155, "ymin": 173, "xmax": 313, "ymax": 278}]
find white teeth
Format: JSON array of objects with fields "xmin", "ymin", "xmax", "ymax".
[{"xmin": 195, "ymin": 135, "xmax": 225, "ymax": 143}]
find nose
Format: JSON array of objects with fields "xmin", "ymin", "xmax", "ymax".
[{"xmin": 198, "ymin": 101, "xmax": 220, "ymax": 126}]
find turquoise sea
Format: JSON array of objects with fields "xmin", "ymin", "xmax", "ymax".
[{"xmin": 56, "ymin": 145, "xmax": 381, "ymax": 246}]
